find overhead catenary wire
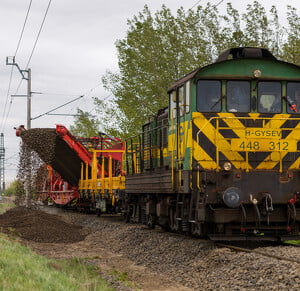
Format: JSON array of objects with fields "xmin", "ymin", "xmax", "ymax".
[
  {"xmin": 189, "ymin": 0, "xmax": 202, "ymax": 11},
  {"xmin": 1, "ymin": 0, "xmax": 33, "ymax": 132},
  {"xmin": 25, "ymin": 0, "xmax": 52, "ymax": 69},
  {"xmin": 37, "ymin": 92, "xmax": 80, "ymax": 96},
  {"xmin": 14, "ymin": 0, "xmax": 53, "ymax": 97},
  {"xmin": 215, "ymin": 0, "xmax": 225, "ymax": 7},
  {"xmin": 1, "ymin": 69, "xmax": 14, "ymax": 133},
  {"xmin": 62, "ymin": 81, "xmax": 105, "ymax": 123},
  {"xmin": 15, "ymin": 0, "xmax": 33, "ymax": 56},
  {"xmin": 5, "ymin": 153, "xmax": 19, "ymax": 161},
  {"xmin": 31, "ymin": 95, "xmax": 84, "ymax": 121},
  {"xmin": 2, "ymin": 0, "xmax": 53, "ymax": 135}
]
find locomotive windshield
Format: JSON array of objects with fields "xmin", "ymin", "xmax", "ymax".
[
  {"xmin": 258, "ymin": 82, "xmax": 281, "ymax": 113},
  {"xmin": 226, "ymin": 81, "xmax": 250, "ymax": 112},
  {"xmin": 287, "ymin": 82, "xmax": 300, "ymax": 113},
  {"xmin": 197, "ymin": 80, "xmax": 221, "ymax": 112}
]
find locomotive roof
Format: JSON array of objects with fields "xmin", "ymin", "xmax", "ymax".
[
  {"xmin": 167, "ymin": 47, "xmax": 299, "ymax": 92},
  {"xmin": 215, "ymin": 47, "xmax": 276, "ymax": 62}
]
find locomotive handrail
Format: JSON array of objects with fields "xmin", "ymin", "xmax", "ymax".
[{"xmin": 125, "ymin": 122, "xmax": 168, "ymax": 175}]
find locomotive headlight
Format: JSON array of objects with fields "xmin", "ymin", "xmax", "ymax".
[
  {"xmin": 253, "ymin": 69, "xmax": 262, "ymax": 78},
  {"xmin": 223, "ymin": 187, "xmax": 242, "ymax": 208},
  {"xmin": 223, "ymin": 162, "xmax": 232, "ymax": 171}
]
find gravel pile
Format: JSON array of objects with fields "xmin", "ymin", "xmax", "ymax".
[
  {"xmin": 67, "ymin": 214, "xmax": 300, "ymax": 290},
  {"xmin": 0, "ymin": 207, "xmax": 86, "ymax": 243}
]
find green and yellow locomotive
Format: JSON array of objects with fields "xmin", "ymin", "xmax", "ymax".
[{"xmin": 124, "ymin": 47, "xmax": 300, "ymax": 241}]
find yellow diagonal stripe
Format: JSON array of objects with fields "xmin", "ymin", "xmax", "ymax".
[
  {"xmin": 193, "ymin": 113, "xmax": 250, "ymax": 170},
  {"xmin": 255, "ymin": 114, "xmax": 290, "ymax": 169}
]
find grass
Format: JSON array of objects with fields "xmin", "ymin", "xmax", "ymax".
[
  {"xmin": 285, "ymin": 240, "xmax": 300, "ymax": 245},
  {"xmin": 0, "ymin": 234, "xmax": 114, "ymax": 291},
  {"xmin": 109, "ymin": 269, "xmax": 139, "ymax": 290},
  {"xmin": 111, "ymin": 270, "xmax": 129, "ymax": 282},
  {"xmin": 0, "ymin": 201, "xmax": 15, "ymax": 214}
]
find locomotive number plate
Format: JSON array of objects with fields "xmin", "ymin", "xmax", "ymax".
[
  {"xmin": 244, "ymin": 128, "xmax": 281, "ymax": 139},
  {"xmin": 231, "ymin": 139, "xmax": 297, "ymax": 152}
]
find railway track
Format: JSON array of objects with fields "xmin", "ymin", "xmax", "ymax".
[
  {"xmin": 216, "ymin": 242, "xmax": 300, "ymax": 264},
  {"xmin": 144, "ymin": 224, "xmax": 300, "ymax": 264},
  {"xmin": 38, "ymin": 207, "xmax": 300, "ymax": 290},
  {"xmin": 281, "ymin": 242, "xmax": 300, "ymax": 248}
]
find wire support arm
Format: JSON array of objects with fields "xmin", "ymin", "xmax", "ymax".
[{"xmin": 31, "ymin": 95, "xmax": 84, "ymax": 120}]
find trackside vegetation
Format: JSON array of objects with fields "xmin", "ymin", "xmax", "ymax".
[
  {"xmin": 0, "ymin": 235, "xmax": 113, "ymax": 291},
  {"xmin": 0, "ymin": 201, "xmax": 15, "ymax": 214},
  {"xmin": 72, "ymin": 1, "xmax": 299, "ymax": 139}
]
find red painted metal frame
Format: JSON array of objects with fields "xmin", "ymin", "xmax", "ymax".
[
  {"xmin": 21, "ymin": 124, "xmax": 125, "ymax": 206},
  {"xmin": 55, "ymin": 124, "xmax": 125, "ymax": 178},
  {"xmin": 36, "ymin": 166, "xmax": 79, "ymax": 205}
]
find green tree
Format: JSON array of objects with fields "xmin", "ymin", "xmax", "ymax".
[
  {"xmin": 69, "ymin": 108, "xmax": 100, "ymax": 137},
  {"xmin": 95, "ymin": 2, "xmax": 298, "ymax": 138},
  {"xmin": 100, "ymin": 4, "xmax": 221, "ymax": 137},
  {"xmin": 282, "ymin": 6, "xmax": 300, "ymax": 65},
  {"xmin": 4, "ymin": 180, "xmax": 19, "ymax": 196}
]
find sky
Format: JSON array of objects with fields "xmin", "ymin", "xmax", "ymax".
[{"xmin": 0, "ymin": 0, "xmax": 299, "ymax": 183}]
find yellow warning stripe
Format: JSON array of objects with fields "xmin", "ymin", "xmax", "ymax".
[
  {"xmin": 192, "ymin": 113, "xmax": 300, "ymax": 171},
  {"xmin": 255, "ymin": 114, "xmax": 289, "ymax": 169},
  {"xmin": 193, "ymin": 113, "xmax": 249, "ymax": 170}
]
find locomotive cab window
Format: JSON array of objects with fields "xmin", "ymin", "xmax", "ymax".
[
  {"xmin": 197, "ymin": 80, "xmax": 221, "ymax": 112},
  {"xmin": 185, "ymin": 81, "xmax": 190, "ymax": 113},
  {"xmin": 226, "ymin": 81, "xmax": 250, "ymax": 112},
  {"xmin": 178, "ymin": 86, "xmax": 184, "ymax": 117},
  {"xmin": 287, "ymin": 82, "xmax": 300, "ymax": 113},
  {"xmin": 169, "ymin": 91, "xmax": 176, "ymax": 119},
  {"xmin": 258, "ymin": 82, "xmax": 282, "ymax": 113}
]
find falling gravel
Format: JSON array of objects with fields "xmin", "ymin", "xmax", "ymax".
[
  {"xmin": 20, "ymin": 128, "xmax": 57, "ymax": 164},
  {"xmin": 19, "ymin": 128, "xmax": 84, "ymax": 186}
]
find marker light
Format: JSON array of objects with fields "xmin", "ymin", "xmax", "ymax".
[
  {"xmin": 223, "ymin": 162, "xmax": 232, "ymax": 171},
  {"xmin": 253, "ymin": 69, "xmax": 262, "ymax": 78}
]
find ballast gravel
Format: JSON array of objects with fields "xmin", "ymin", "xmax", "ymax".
[{"xmin": 63, "ymin": 212, "xmax": 300, "ymax": 291}]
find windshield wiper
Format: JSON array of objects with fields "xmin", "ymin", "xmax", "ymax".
[{"xmin": 210, "ymin": 97, "xmax": 222, "ymax": 110}]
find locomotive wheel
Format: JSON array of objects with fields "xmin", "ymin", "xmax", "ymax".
[
  {"xmin": 147, "ymin": 214, "xmax": 156, "ymax": 229},
  {"xmin": 191, "ymin": 222, "xmax": 206, "ymax": 237},
  {"xmin": 169, "ymin": 208, "xmax": 179, "ymax": 232},
  {"xmin": 191, "ymin": 223, "xmax": 201, "ymax": 237}
]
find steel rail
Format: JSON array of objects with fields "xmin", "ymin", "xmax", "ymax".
[{"xmin": 216, "ymin": 243, "xmax": 300, "ymax": 264}]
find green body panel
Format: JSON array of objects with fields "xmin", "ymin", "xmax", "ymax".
[{"xmin": 195, "ymin": 59, "xmax": 300, "ymax": 80}]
